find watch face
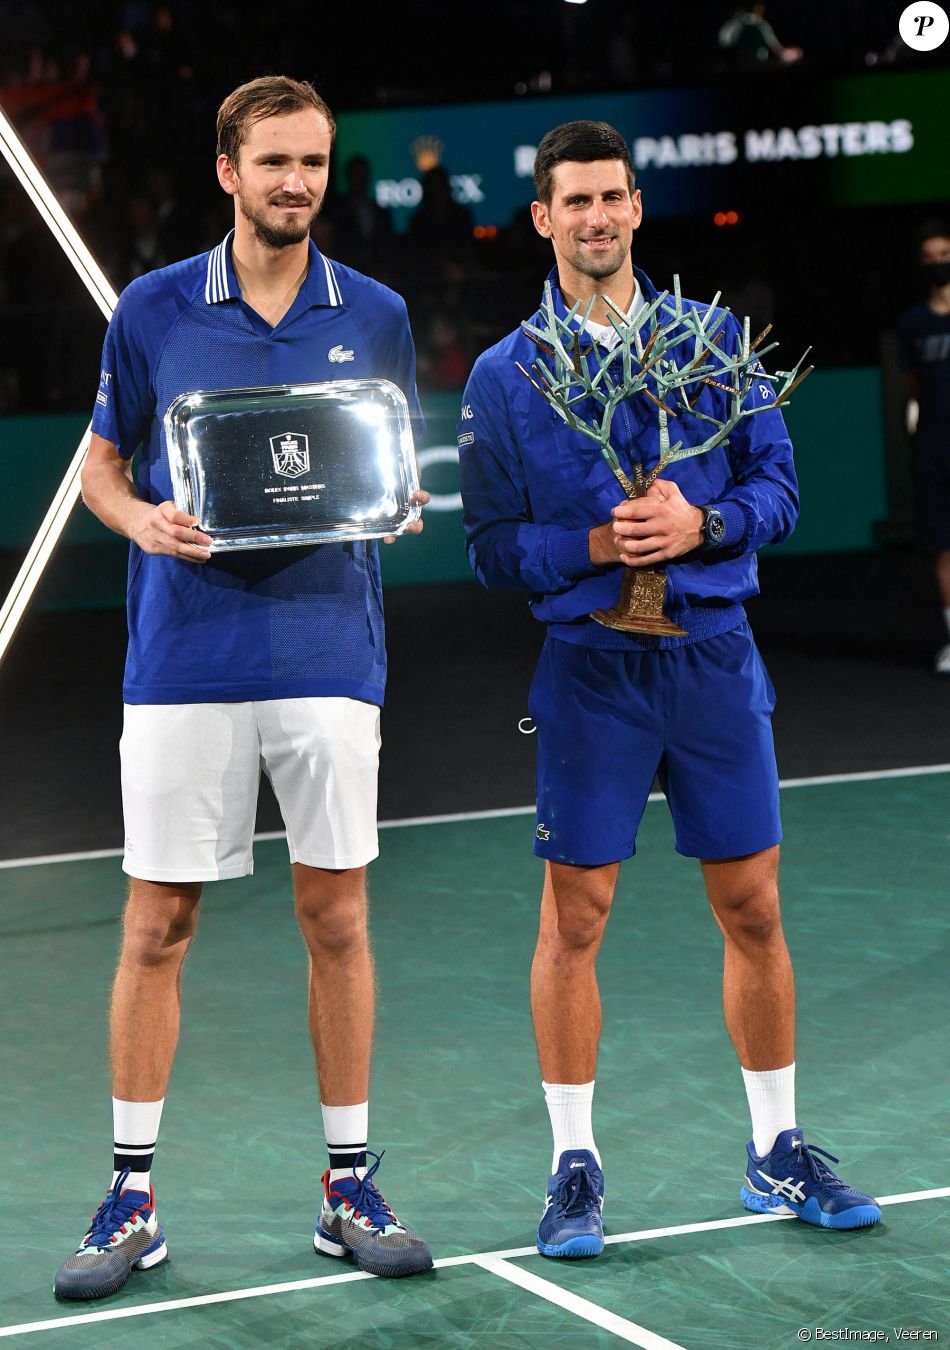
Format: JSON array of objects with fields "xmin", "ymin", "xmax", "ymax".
[{"xmin": 705, "ymin": 510, "xmax": 725, "ymax": 544}]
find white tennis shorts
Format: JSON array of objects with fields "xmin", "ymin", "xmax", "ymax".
[{"xmin": 120, "ymin": 698, "xmax": 381, "ymax": 882}]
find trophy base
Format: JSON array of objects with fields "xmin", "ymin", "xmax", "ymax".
[
  {"xmin": 591, "ymin": 607, "xmax": 688, "ymax": 638},
  {"xmin": 590, "ymin": 566, "xmax": 688, "ymax": 638}
]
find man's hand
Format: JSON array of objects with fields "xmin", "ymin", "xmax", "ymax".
[
  {"xmin": 589, "ymin": 478, "xmax": 704, "ymax": 567},
  {"xmin": 383, "ymin": 488, "xmax": 430, "ymax": 544},
  {"xmin": 130, "ymin": 500, "xmax": 213, "ymax": 561}
]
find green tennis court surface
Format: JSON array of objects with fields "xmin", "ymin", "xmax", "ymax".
[{"xmin": 1, "ymin": 772, "xmax": 947, "ymax": 1345}]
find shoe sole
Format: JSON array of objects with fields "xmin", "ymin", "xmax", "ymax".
[
  {"xmin": 537, "ymin": 1234, "xmax": 605, "ymax": 1259},
  {"xmin": 741, "ymin": 1187, "xmax": 882, "ymax": 1229},
  {"xmin": 314, "ymin": 1228, "xmax": 433, "ymax": 1278},
  {"xmin": 53, "ymin": 1237, "xmax": 168, "ymax": 1301}
]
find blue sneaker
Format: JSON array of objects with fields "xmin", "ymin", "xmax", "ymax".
[
  {"xmin": 536, "ymin": 1149, "xmax": 605, "ymax": 1258},
  {"xmin": 54, "ymin": 1169, "xmax": 167, "ymax": 1300},
  {"xmin": 740, "ymin": 1128, "xmax": 882, "ymax": 1230},
  {"xmin": 314, "ymin": 1150, "xmax": 433, "ymax": 1278}
]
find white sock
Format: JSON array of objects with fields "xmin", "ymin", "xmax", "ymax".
[
  {"xmin": 943, "ymin": 606, "xmax": 950, "ymax": 640},
  {"xmin": 542, "ymin": 1080, "xmax": 601, "ymax": 1173},
  {"xmin": 741, "ymin": 1064, "xmax": 796, "ymax": 1157},
  {"xmin": 112, "ymin": 1097, "xmax": 165, "ymax": 1194},
  {"xmin": 322, "ymin": 1101, "xmax": 369, "ymax": 1182}
]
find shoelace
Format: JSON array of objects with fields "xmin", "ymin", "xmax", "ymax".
[
  {"xmin": 329, "ymin": 1150, "xmax": 400, "ymax": 1230},
  {"xmin": 551, "ymin": 1167, "xmax": 601, "ymax": 1216},
  {"xmin": 792, "ymin": 1139, "xmax": 845, "ymax": 1189},
  {"xmin": 83, "ymin": 1168, "xmax": 146, "ymax": 1248}
]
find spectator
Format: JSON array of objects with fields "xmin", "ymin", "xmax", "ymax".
[
  {"xmin": 896, "ymin": 221, "xmax": 950, "ymax": 674},
  {"xmin": 718, "ymin": 4, "xmax": 803, "ymax": 68},
  {"xmin": 326, "ymin": 153, "xmax": 393, "ymax": 280}
]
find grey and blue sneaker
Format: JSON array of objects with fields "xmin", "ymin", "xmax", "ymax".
[
  {"xmin": 314, "ymin": 1150, "xmax": 433, "ymax": 1278},
  {"xmin": 537, "ymin": 1149, "xmax": 605, "ymax": 1258},
  {"xmin": 54, "ymin": 1168, "xmax": 167, "ymax": 1300},
  {"xmin": 740, "ymin": 1128, "xmax": 882, "ymax": 1229}
]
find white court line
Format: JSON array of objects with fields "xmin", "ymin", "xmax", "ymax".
[
  {"xmin": 1, "ymin": 763, "xmax": 949, "ymax": 872},
  {"xmin": 777, "ymin": 763, "xmax": 950, "ymax": 790},
  {"xmin": 1, "ymin": 1187, "xmax": 945, "ymax": 1339},
  {"xmin": 473, "ymin": 1255, "xmax": 686, "ymax": 1349}
]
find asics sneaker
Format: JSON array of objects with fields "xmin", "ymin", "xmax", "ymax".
[
  {"xmin": 54, "ymin": 1169, "xmax": 167, "ymax": 1300},
  {"xmin": 314, "ymin": 1151, "xmax": 433, "ymax": 1278},
  {"xmin": 740, "ymin": 1128, "xmax": 882, "ymax": 1230},
  {"xmin": 536, "ymin": 1149, "xmax": 605, "ymax": 1258}
]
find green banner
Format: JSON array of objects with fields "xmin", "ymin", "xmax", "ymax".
[{"xmin": 335, "ymin": 70, "xmax": 950, "ymax": 230}]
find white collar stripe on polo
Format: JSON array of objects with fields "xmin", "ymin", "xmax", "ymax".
[
  {"xmin": 205, "ymin": 232, "xmax": 237, "ymax": 304},
  {"xmin": 204, "ymin": 245, "xmax": 215, "ymax": 303},
  {"xmin": 215, "ymin": 237, "xmax": 225, "ymax": 300},
  {"xmin": 322, "ymin": 254, "xmax": 342, "ymax": 306},
  {"xmin": 217, "ymin": 231, "xmax": 230, "ymax": 298}
]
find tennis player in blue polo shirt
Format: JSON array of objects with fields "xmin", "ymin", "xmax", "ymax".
[
  {"xmin": 54, "ymin": 76, "xmax": 432, "ymax": 1300},
  {"xmin": 459, "ymin": 120, "xmax": 882, "ymax": 1259}
]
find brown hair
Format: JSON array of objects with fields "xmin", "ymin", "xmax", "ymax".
[
  {"xmin": 534, "ymin": 121, "xmax": 635, "ymax": 206},
  {"xmin": 216, "ymin": 76, "xmax": 336, "ymax": 164}
]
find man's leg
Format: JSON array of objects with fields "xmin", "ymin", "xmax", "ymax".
[
  {"xmin": 935, "ymin": 549, "xmax": 950, "ymax": 673},
  {"xmin": 54, "ymin": 879, "xmax": 201, "ymax": 1300},
  {"xmin": 294, "ymin": 861, "xmax": 432, "ymax": 1277},
  {"xmin": 111, "ymin": 879, "xmax": 203, "ymax": 1102},
  {"xmin": 705, "ymin": 846, "xmax": 881, "ymax": 1229},
  {"xmin": 701, "ymin": 845, "xmax": 793, "ymax": 1073},
  {"xmin": 935, "ymin": 548, "xmax": 950, "ymax": 608},
  {"xmin": 531, "ymin": 860, "xmax": 619, "ymax": 1085},
  {"xmin": 292, "ymin": 863, "xmax": 373, "ymax": 1107},
  {"xmin": 531, "ymin": 860, "xmax": 617, "ymax": 1259}
]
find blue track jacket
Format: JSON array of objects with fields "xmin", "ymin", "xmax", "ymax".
[{"xmin": 458, "ymin": 266, "xmax": 799, "ymax": 648}]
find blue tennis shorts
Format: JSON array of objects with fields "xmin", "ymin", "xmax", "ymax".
[{"xmin": 528, "ymin": 622, "xmax": 781, "ymax": 865}]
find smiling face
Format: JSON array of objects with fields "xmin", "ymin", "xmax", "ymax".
[
  {"xmin": 531, "ymin": 159, "xmax": 642, "ymax": 299},
  {"xmin": 217, "ymin": 108, "xmax": 332, "ymax": 249}
]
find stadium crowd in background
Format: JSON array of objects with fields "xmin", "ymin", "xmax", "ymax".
[{"xmin": 0, "ymin": 0, "xmax": 946, "ymax": 412}]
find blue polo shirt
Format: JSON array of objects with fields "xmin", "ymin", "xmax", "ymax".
[{"xmin": 91, "ymin": 232, "xmax": 421, "ymax": 706}]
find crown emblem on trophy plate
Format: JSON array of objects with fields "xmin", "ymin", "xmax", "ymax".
[{"xmin": 269, "ymin": 431, "xmax": 311, "ymax": 479}]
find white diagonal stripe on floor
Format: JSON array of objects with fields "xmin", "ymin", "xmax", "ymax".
[
  {"xmin": 0, "ymin": 1268, "xmax": 376, "ymax": 1338},
  {"xmin": 473, "ymin": 1255, "xmax": 685, "ymax": 1348}
]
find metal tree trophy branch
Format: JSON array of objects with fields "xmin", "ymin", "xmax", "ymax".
[{"xmin": 516, "ymin": 276, "xmax": 812, "ymax": 636}]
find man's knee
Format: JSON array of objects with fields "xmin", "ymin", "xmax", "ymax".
[
  {"xmin": 294, "ymin": 867, "xmax": 368, "ymax": 955},
  {"xmin": 543, "ymin": 864, "xmax": 616, "ymax": 954},
  {"xmin": 705, "ymin": 850, "xmax": 783, "ymax": 944},
  {"xmin": 120, "ymin": 881, "xmax": 201, "ymax": 969}
]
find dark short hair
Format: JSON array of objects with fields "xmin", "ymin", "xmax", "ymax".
[
  {"xmin": 216, "ymin": 76, "xmax": 336, "ymax": 164},
  {"xmin": 534, "ymin": 121, "xmax": 636, "ymax": 205}
]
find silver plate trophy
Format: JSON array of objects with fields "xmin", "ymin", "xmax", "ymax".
[{"xmin": 163, "ymin": 377, "xmax": 420, "ymax": 552}]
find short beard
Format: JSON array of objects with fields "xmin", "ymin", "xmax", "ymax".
[
  {"xmin": 238, "ymin": 191, "xmax": 320, "ymax": 249},
  {"xmin": 574, "ymin": 245, "xmax": 629, "ymax": 283}
]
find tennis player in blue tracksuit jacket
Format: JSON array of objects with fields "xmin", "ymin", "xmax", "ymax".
[{"xmin": 457, "ymin": 118, "xmax": 881, "ymax": 1262}]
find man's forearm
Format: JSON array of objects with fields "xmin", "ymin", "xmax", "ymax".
[{"xmin": 80, "ymin": 461, "xmax": 152, "ymax": 541}]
